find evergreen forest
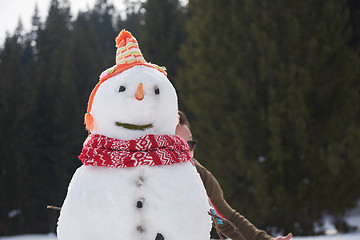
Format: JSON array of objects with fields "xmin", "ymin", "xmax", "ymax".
[{"xmin": 0, "ymin": 0, "xmax": 359, "ymax": 237}]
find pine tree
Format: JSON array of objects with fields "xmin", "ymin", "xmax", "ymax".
[
  {"xmin": 88, "ymin": 0, "xmax": 117, "ymax": 65},
  {"xmin": 0, "ymin": 34, "xmax": 24, "ymax": 235},
  {"xmin": 24, "ymin": 0, "xmax": 73, "ymax": 232},
  {"xmin": 178, "ymin": 0, "xmax": 360, "ymax": 235},
  {"xmin": 0, "ymin": 0, "xmax": 126, "ymax": 234},
  {"xmin": 0, "ymin": 19, "xmax": 37, "ymax": 233},
  {"xmin": 52, "ymin": 0, "xmax": 120, "ymax": 200},
  {"xmin": 139, "ymin": 0, "xmax": 187, "ymax": 79},
  {"xmin": 347, "ymin": 0, "xmax": 360, "ymax": 51},
  {"xmin": 116, "ymin": 11, "xmax": 140, "ymax": 36}
]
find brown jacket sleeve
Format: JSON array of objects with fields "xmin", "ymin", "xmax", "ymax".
[{"xmin": 194, "ymin": 159, "xmax": 274, "ymax": 240}]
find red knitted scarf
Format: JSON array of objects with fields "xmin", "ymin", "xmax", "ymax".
[{"xmin": 79, "ymin": 134, "xmax": 192, "ymax": 168}]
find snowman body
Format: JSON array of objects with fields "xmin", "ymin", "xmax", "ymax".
[
  {"xmin": 57, "ymin": 163, "xmax": 210, "ymax": 240},
  {"xmin": 57, "ymin": 65, "xmax": 212, "ymax": 239}
]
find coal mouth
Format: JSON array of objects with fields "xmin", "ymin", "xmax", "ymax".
[{"xmin": 115, "ymin": 122, "xmax": 153, "ymax": 130}]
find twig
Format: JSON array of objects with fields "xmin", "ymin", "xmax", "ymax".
[
  {"xmin": 47, "ymin": 205, "xmax": 61, "ymax": 211},
  {"xmin": 208, "ymin": 211, "xmax": 247, "ymax": 240},
  {"xmin": 213, "ymin": 217, "xmax": 226, "ymax": 240}
]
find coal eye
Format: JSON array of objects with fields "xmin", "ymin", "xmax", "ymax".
[
  {"xmin": 119, "ymin": 86, "xmax": 126, "ymax": 92},
  {"xmin": 155, "ymin": 88, "xmax": 160, "ymax": 95}
]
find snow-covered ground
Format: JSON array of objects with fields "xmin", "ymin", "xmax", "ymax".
[
  {"xmin": 1, "ymin": 205, "xmax": 359, "ymax": 240},
  {"xmin": 1, "ymin": 231, "xmax": 360, "ymax": 240},
  {"xmin": 0, "ymin": 233, "xmax": 57, "ymax": 240},
  {"xmin": 292, "ymin": 214, "xmax": 360, "ymax": 240},
  {"xmin": 0, "ymin": 229, "xmax": 359, "ymax": 240}
]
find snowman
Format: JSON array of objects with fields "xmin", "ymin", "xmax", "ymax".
[{"xmin": 57, "ymin": 30, "xmax": 212, "ymax": 240}]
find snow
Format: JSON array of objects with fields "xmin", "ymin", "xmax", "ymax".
[
  {"xmin": 1, "ymin": 231, "xmax": 360, "ymax": 240},
  {"xmin": 0, "ymin": 233, "xmax": 57, "ymax": 240},
  {"xmin": 1, "ymin": 212, "xmax": 359, "ymax": 240},
  {"xmin": 7, "ymin": 209, "xmax": 21, "ymax": 218}
]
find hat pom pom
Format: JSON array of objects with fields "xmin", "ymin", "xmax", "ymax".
[{"xmin": 116, "ymin": 30, "xmax": 133, "ymax": 48}]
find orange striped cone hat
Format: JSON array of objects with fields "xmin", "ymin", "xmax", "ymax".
[
  {"xmin": 85, "ymin": 30, "xmax": 167, "ymax": 131},
  {"xmin": 115, "ymin": 30, "xmax": 146, "ymax": 65}
]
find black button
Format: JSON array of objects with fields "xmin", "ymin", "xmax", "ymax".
[{"xmin": 155, "ymin": 233, "xmax": 164, "ymax": 240}]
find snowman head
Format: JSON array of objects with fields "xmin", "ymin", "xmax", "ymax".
[{"xmin": 85, "ymin": 30, "xmax": 178, "ymax": 140}]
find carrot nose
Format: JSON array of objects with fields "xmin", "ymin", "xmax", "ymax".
[{"xmin": 136, "ymin": 82, "xmax": 144, "ymax": 100}]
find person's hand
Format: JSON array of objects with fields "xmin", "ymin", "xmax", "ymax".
[{"xmin": 274, "ymin": 233, "xmax": 293, "ymax": 240}]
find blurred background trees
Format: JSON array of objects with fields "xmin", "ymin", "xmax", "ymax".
[{"xmin": 0, "ymin": 0, "xmax": 359, "ymax": 236}]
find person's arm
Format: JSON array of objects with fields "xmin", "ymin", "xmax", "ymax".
[{"xmin": 193, "ymin": 159, "xmax": 274, "ymax": 240}]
